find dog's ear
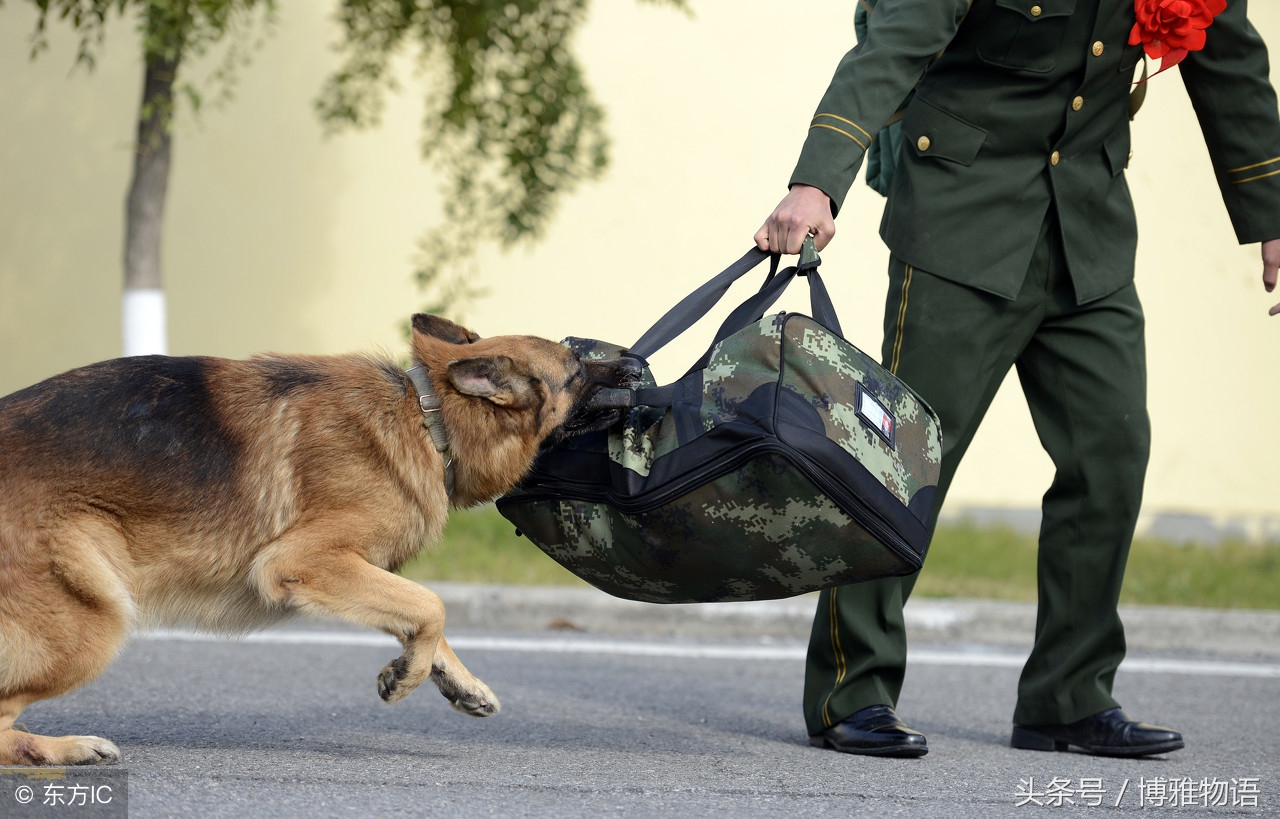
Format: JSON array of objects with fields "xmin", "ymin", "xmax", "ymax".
[
  {"xmin": 411, "ymin": 314, "xmax": 481, "ymax": 345},
  {"xmin": 446, "ymin": 356, "xmax": 538, "ymax": 409}
]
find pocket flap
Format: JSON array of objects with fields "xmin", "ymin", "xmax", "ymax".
[
  {"xmin": 993, "ymin": 0, "xmax": 1076, "ymax": 21},
  {"xmin": 901, "ymin": 98, "xmax": 989, "ymax": 166}
]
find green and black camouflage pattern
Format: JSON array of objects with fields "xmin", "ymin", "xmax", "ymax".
[{"xmin": 497, "ymin": 312, "xmax": 942, "ymax": 604}]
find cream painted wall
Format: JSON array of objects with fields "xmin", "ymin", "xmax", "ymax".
[{"xmin": 1, "ymin": 2, "xmax": 1277, "ymax": 524}]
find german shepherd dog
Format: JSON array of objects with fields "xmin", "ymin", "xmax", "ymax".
[{"xmin": 0, "ymin": 314, "xmax": 638, "ymax": 766}]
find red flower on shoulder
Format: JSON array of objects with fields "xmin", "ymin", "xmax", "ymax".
[{"xmin": 1130, "ymin": 0, "xmax": 1228, "ymax": 71}]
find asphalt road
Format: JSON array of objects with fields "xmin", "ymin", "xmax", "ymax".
[{"xmin": 2, "ymin": 587, "xmax": 1277, "ymax": 818}]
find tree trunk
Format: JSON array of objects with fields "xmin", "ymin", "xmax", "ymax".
[{"xmin": 122, "ymin": 49, "xmax": 180, "ymax": 356}]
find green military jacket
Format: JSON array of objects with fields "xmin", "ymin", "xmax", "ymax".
[{"xmin": 790, "ymin": 0, "xmax": 1280, "ymax": 303}]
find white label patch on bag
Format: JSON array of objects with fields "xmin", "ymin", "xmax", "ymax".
[{"xmin": 856, "ymin": 385, "xmax": 896, "ymax": 446}]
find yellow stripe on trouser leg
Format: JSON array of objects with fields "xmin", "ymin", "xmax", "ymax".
[
  {"xmin": 891, "ymin": 264, "xmax": 913, "ymax": 375},
  {"xmin": 820, "ymin": 587, "xmax": 847, "ymax": 728}
]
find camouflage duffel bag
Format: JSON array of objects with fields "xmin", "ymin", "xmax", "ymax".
[{"xmin": 496, "ymin": 244, "xmax": 942, "ymax": 603}]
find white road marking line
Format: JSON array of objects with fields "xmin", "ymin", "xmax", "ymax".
[{"xmin": 136, "ymin": 628, "xmax": 1280, "ymax": 679}]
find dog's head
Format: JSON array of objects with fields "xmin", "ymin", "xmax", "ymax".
[{"xmin": 409, "ymin": 314, "xmax": 640, "ymax": 446}]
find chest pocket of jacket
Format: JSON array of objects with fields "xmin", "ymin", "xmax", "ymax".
[
  {"xmin": 1118, "ymin": 42, "xmax": 1144, "ymax": 74},
  {"xmin": 977, "ymin": 0, "xmax": 1078, "ymax": 74},
  {"xmin": 902, "ymin": 97, "xmax": 989, "ymax": 166}
]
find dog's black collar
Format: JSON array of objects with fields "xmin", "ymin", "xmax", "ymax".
[{"xmin": 405, "ymin": 365, "xmax": 455, "ymax": 497}]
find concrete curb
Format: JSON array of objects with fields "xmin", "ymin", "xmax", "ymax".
[{"xmin": 430, "ymin": 581, "xmax": 1280, "ymax": 657}]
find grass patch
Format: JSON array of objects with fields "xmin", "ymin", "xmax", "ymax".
[
  {"xmin": 917, "ymin": 521, "xmax": 1280, "ymax": 610},
  {"xmin": 398, "ymin": 505, "xmax": 588, "ymax": 587},
  {"xmin": 399, "ymin": 506, "xmax": 1280, "ymax": 610},
  {"xmin": 910, "ymin": 521, "xmax": 1039, "ymax": 601},
  {"xmin": 1120, "ymin": 536, "xmax": 1280, "ymax": 609}
]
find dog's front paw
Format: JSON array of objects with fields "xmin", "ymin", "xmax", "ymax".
[{"xmin": 376, "ymin": 656, "xmax": 412, "ymax": 705}]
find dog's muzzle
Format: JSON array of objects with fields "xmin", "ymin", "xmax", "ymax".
[{"xmin": 556, "ymin": 357, "xmax": 643, "ymax": 438}]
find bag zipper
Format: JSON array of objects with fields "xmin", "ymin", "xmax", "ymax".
[
  {"xmin": 508, "ymin": 437, "xmax": 920, "ymax": 566},
  {"xmin": 503, "ymin": 311, "xmax": 932, "ymax": 568}
]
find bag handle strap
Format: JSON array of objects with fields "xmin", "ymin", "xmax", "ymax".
[
  {"xmin": 628, "ymin": 263, "xmax": 841, "ymax": 408},
  {"xmin": 622, "ymin": 239, "xmax": 843, "ymax": 408},
  {"xmin": 631, "ymin": 239, "xmax": 841, "ymax": 361},
  {"xmin": 707, "ymin": 237, "xmax": 842, "ymax": 348},
  {"xmin": 628, "ymin": 248, "xmax": 777, "ymax": 361}
]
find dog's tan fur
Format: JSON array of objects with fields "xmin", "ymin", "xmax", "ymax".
[{"xmin": 0, "ymin": 314, "xmax": 634, "ymax": 766}]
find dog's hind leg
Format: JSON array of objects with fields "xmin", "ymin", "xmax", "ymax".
[
  {"xmin": 252, "ymin": 542, "xmax": 499, "ymax": 716},
  {"xmin": 0, "ymin": 523, "xmax": 131, "ymax": 765},
  {"xmin": 0, "ymin": 696, "xmax": 120, "ymax": 767},
  {"xmin": 424, "ymin": 637, "xmax": 499, "ymax": 717}
]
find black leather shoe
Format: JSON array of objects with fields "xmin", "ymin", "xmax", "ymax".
[
  {"xmin": 809, "ymin": 705, "xmax": 928, "ymax": 758},
  {"xmin": 1011, "ymin": 708, "xmax": 1184, "ymax": 757}
]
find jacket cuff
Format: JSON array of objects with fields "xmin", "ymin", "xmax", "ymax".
[
  {"xmin": 1220, "ymin": 155, "xmax": 1280, "ymax": 244},
  {"xmin": 788, "ymin": 113, "xmax": 872, "ymax": 216}
]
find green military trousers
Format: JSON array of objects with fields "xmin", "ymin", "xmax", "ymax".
[{"xmin": 804, "ymin": 210, "xmax": 1151, "ymax": 735}]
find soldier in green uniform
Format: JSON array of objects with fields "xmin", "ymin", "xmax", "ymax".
[{"xmin": 756, "ymin": 0, "xmax": 1280, "ymax": 758}]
